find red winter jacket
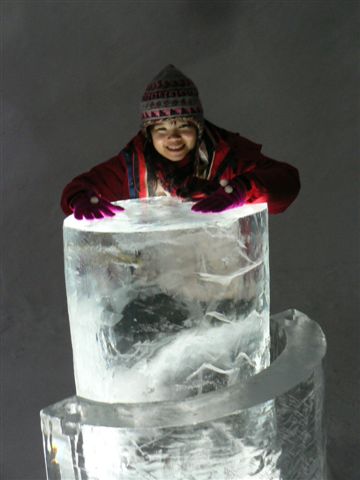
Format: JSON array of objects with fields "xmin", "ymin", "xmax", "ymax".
[{"xmin": 61, "ymin": 120, "xmax": 300, "ymax": 215}]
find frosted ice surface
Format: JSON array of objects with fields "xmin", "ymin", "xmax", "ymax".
[
  {"xmin": 64, "ymin": 197, "xmax": 269, "ymax": 402},
  {"xmin": 64, "ymin": 196, "xmax": 267, "ymax": 233}
]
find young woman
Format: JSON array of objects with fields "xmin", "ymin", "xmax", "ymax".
[{"xmin": 61, "ymin": 65, "xmax": 300, "ymax": 220}]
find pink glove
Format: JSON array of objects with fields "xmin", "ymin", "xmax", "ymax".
[
  {"xmin": 191, "ymin": 177, "xmax": 248, "ymax": 213},
  {"xmin": 70, "ymin": 191, "xmax": 124, "ymax": 220}
]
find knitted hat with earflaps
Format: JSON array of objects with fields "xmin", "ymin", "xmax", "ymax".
[{"xmin": 140, "ymin": 64, "xmax": 204, "ymax": 136}]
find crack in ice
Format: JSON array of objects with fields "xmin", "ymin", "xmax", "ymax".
[{"xmin": 197, "ymin": 259, "xmax": 263, "ymax": 286}]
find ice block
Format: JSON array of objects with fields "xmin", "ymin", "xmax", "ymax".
[{"xmin": 63, "ymin": 198, "xmax": 270, "ymax": 402}]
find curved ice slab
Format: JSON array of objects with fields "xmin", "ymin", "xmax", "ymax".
[
  {"xmin": 63, "ymin": 198, "xmax": 269, "ymax": 402},
  {"xmin": 41, "ymin": 310, "xmax": 327, "ymax": 480}
]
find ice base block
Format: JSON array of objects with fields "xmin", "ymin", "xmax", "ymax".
[{"xmin": 41, "ymin": 309, "xmax": 328, "ymax": 480}]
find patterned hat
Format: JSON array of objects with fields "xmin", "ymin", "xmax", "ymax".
[{"xmin": 140, "ymin": 64, "xmax": 204, "ymax": 133}]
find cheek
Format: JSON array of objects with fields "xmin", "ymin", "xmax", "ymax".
[
  {"xmin": 152, "ymin": 136, "xmax": 164, "ymax": 150},
  {"xmin": 183, "ymin": 133, "xmax": 197, "ymax": 147}
]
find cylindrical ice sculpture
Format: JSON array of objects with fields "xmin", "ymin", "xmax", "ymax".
[
  {"xmin": 63, "ymin": 197, "xmax": 270, "ymax": 402},
  {"xmin": 41, "ymin": 197, "xmax": 328, "ymax": 479}
]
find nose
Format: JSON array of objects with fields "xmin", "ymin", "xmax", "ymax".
[{"xmin": 168, "ymin": 129, "xmax": 181, "ymax": 139}]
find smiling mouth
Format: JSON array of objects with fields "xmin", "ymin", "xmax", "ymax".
[{"xmin": 166, "ymin": 145, "xmax": 184, "ymax": 152}]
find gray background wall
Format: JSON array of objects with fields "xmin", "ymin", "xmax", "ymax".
[{"xmin": 2, "ymin": 1, "xmax": 359, "ymax": 479}]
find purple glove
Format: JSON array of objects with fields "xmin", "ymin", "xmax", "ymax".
[
  {"xmin": 191, "ymin": 177, "xmax": 248, "ymax": 213},
  {"xmin": 70, "ymin": 191, "xmax": 124, "ymax": 220}
]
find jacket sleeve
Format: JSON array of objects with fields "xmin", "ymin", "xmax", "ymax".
[
  {"xmin": 60, "ymin": 153, "xmax": 130, "ymax": 215},
  {"xmin": 229, "ymin": 134, "xmax": 300, "ymax": 214}
]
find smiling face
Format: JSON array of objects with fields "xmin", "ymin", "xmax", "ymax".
[{"xmin": 150, "ymin": 119, "xmax": 198, "ymax": 161}]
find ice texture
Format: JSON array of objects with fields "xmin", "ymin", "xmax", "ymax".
[
  {"xmin": 63, "ymin": 198, "xmax": 269, "ymax": 402},
  {"xmin": 41, "ymin": 310, "xmax": 328, "ymax": 480}
]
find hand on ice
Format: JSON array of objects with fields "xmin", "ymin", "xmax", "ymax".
[
  {"xmin": 70, "ymin": 191, "xmax": 124, "ymax": 220},
  {"xmin": 191, "ymin": 177, "xmax": 247, "ymax": 213},
  {"xmin": 176, "ymin": 177, "xmax": 219, "ymax": 201}
]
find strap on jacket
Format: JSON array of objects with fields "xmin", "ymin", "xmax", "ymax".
[{"xmin": 122, "ymin": 147, "xmax": 138, "ymax": 199}]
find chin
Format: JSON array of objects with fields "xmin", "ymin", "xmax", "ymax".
[
  {"xmin": 163, "ymin": 152, "xmax": 187, "ymax": 161},
  {"xmin": 167, "ymin": 156, "xmax": 186, "ymax": 162}
]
